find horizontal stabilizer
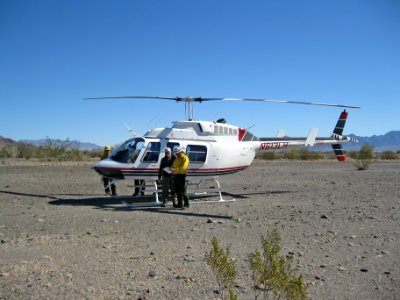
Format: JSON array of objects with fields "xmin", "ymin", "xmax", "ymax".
[
  {"xmin": 276, "ymin": 129, "xmax": 285, "ymax": 138},
  {"xmin": 305, "ymin": 128, "xmax": 318, "ymax": 146}
]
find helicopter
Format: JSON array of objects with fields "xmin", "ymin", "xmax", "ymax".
[{"xmin": 85, "ymin": 96, "xmax": 360, "ymax": 205}]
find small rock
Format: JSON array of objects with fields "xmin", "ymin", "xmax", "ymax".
[
  {"xmin": 360, "ymin": 268, "xmax": 368, "ymax": 273},
  {"xmin": 149, "ymin": 271, "xmax": 156, "ymax": 277},
  {"xmin": 320, "ymin": 214, "xmax": 328, "ymax": 219},
  {"xmin": 338, "ymin": 267, "xmax": 347, "ymax": 271},
  {"xmin": 384, "ymin": 271, "xmax": 391, "ymax": 275}
]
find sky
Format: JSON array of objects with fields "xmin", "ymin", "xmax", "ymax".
[{"xmin": 1, "ymin": 0, "xmax": 399, "ymax": 147}]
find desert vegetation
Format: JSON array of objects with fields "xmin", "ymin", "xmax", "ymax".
[
  {"xmin": 0, "ymin": 137, "xmax": 101, "ymax": 161},
  {"xmin": 256, "ymin": 144, "xmax": 398, "ymax": 162},
  {"xmin": 205, "ymin": 230, "xmax": 309, "ymax": 300}
]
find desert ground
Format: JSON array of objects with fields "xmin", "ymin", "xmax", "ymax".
[{"xmin": 0, "ymin": 159, "xmax": 399, "ymax": 299}]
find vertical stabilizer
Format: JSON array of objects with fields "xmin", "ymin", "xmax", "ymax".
[
  {"xmin": 333, "ymin": 110, "xmax": 348, "ymax": 135},
  {"xmin": 332, "ymin": 110, "xmax": 349, "ymax": 161}
]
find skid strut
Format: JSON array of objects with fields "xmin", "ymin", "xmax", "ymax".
[
  {"xmin": 191, "ymin": 178, "xmax": 235, "ymax": 203},
  {"xmin": 115, "ymin": 178, "xmax": 234, "ymax": 207}
]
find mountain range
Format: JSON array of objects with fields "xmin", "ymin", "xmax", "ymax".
[{"xmin": 1, "ymin": 130, "xmax": 400, "ymax": 152}]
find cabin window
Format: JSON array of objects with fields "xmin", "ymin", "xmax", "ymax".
[
  {"xmin": 218, "ymin": 126, "xmax": 224, "ymax": 134},
  {"xmin": 186, "ymin": 145, "xmax": 207, "ymax": 163},
  {"xmin": 142, "ymin": 142, "xmax": 161, "ymax": 162}
]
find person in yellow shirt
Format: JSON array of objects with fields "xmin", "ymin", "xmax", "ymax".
[
  {"xmin": 172, "ymin": 147, "xmax": 190, "ymax": 209},
  {"xmin": 100, "ymin": 145, "xmax": 117, "ymax": 196}
]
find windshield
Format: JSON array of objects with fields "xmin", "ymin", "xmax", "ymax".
[{"xmin": 110, "ymin": 137, "xmax": 145, "ymax": 163}]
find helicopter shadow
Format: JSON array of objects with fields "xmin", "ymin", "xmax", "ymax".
[
  {"xmin": 47, "ymin": 189, "xmax": 293, "ymax": 219},
  {"xmin": 0, "ymin": 190, "xmax": 100, "ymax": 200},
  {"xmin": 48, "ymin": 195, "xmax": 235, "ymax": 219}
]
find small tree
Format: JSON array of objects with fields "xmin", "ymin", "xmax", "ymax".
[
  {"xmin": 205, "ymin": 237, "xmax": 237, "ymax": 299},
  {"xmin": 16, "ymin": 142, "xmax": 35, "ymax": 160},
  {"xmin": 352, "ymin": 143, "xmax": 374, "ymax": 170},
  {"xmin": 248, "ymin": 229, "xmax": 309, "ymax": 300}
]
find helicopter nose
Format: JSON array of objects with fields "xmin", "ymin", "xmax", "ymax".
[{"xmin": 93, "ymin": 160, "xmax": 124, "ymax": 179}]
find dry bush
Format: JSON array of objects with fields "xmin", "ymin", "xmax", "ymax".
[
  {"xmin": 205, "ymin": 237, "xmax": 237, "ymax": 300},
  {"xmin": 351, "ymin": 143, "xmax": 374, "ymax": 170},
  {"xmin": 248, "ymin": 229, "xmax": 309, "ymax": 300}
]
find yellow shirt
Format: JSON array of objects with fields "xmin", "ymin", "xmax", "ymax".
[
  {"xmin": 100, "ymin": 151, "xmax": 110, "ymax": 160},
  {"xmin": 172, "ymin": 153, "xmax": 189, "ymax": 174}
]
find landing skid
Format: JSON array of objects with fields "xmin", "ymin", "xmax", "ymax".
[
  {"xmin": 191, "ymin": 178, "xmax": 236, "ymax": 204},
  {"xmin": 103, "ymin": 177, "xmax": 235, "ymax": 207}
]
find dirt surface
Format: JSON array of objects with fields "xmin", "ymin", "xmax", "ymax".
[{"xmin": 0, "ymin": 159, "xmax": 399, "ymax": 299}]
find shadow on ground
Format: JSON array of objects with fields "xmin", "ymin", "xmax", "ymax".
[{"xmin": 0, "ymin": 189, "xmax": 292, "ymax": 220}]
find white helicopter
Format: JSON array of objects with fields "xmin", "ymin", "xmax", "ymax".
[{"xmin": 85, "ymin": 96, "xmax": 359, "ymax": 205}]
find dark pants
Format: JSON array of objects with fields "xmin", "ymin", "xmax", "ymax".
[
  {"xmin": 103, "ymin": 177, "xmax": 116, "ymax": 195},
  {"xmin": 174, "ymin": 174, "xmax": 189, "ymax": 207},
  {"xmin": 161, "ymin": 176, "xmax": 176, "ymax": 204}
]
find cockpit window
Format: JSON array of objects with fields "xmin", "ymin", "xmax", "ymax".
[
  {"xmin": 187, "ymin": 145, "xmax": 207, "ymax": 163},
  {"xmin": 142, "ymin": 142, "xmax": 161, "ymax": 162},
  {"xmin": 242, "ymin": 130, "xmax": 259, "ymax": 141},
  {"xmin": 110, "ymin": 137, "xmax": 145, "ymax": 163}
]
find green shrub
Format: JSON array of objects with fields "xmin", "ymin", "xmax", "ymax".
[
  {"xmin": 205, "ymin": 237, "xmax": 237, "ymax": 300},
  {"xmin": 248, "ymin": 229, "xmax": 309, "ymax": 300},
  {"xmin": 299, "ymin": 149, "xmax": 323, "ymax": 160},
  {"xmin": 0, "ymin": 146, "xmax": 14, "ymax": 158},
  {"xmin": 36, "ymin": 137, "xmax": 82, "ymax": 161},
  {"xmin": 16, "ymin": 142, "xmax": 36, "ymax": 160},
  {"xmin": 352, "ymin": 143, "xmax": 374, "ymax": 170},
  {"xmin": 380, "ymin": 150, "xmax": 398, "ymax": 160},
  {"xmin": 258, "ymin": 151, "xmax": 279, "ymax": 160},
  {"xmin": 283, "ymin": 148, "xmax": 300, "ymax": 160}
]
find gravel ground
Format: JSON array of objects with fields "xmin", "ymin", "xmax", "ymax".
[{"xmin": 0, "ymin": 159, "xmax": 399, "ymax": 299}]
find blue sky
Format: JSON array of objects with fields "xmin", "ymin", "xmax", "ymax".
[{"xmin": 1, "ymin": 0, "xmax": 399, "ymax": 147}]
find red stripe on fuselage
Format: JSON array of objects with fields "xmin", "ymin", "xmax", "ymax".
[{"xmin": 94, "ymin": 166, "xmax": 249, "ymax": 172}]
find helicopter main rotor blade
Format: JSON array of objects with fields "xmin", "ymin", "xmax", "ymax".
[
  {"xmin": 200, "ymin": 97, "xmax": 360, "ymax": 109},
  {"xmin": 84, "ymin": 96, "xmax": 180, "ymax": 101},
  {"xmin": 84, "ymin": 96, "xmax": 360, "ymax": 109}
]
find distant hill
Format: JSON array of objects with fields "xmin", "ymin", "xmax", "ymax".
[
  {"xmin": 344, "ymin": 131, "xmax": 400, "ymax": 152},
  {"xmin": 20, "ymin": 139, "xmax": 101, "ymax": 151},
  {"xmin": 0, "ymin": 135, "xmax": 18, "ymax": 148},
  {"xmin": 0, "ymin": 136, "xmax": 101, "ymax": 151}
]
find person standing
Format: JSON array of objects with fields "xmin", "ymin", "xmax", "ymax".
[
  {"xmin": 172, "ymin": 147, "xmax": 190, "ymax": 209},
  {"xmin": 158, "ymin": 147, "xmax": 176, "ymax": 207},
  {"xmin": 100, "ymin": 145, "xmax": 117, "ymax": 196}
]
